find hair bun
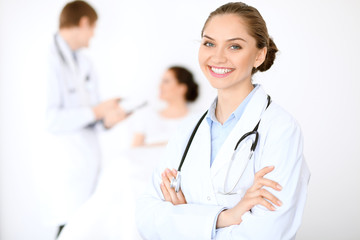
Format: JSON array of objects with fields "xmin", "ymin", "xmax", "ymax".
[
  {"xmin": 258, "ymin": 37, "xmax": 278, "ymax": 72},
  {"xmin": 185, "ymin": 80, "xmax": 199, "ymax": 102},
  {"xmin": 168, "ymin": 66, "xmax": 199, "ymax": 102}
]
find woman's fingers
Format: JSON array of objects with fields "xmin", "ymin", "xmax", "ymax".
[
  {"xmin": 253, "ymin": 178, "xmax": 282, "ymax": 191},
  {"xmin": 165, "ymin": 169, "xmax": 181, "ymax": 203},
  {"xmin": 258, "ymin": 188, "xmax": 282, "ymax": 207},
  {"xmin": 176, "ymin": 190, "xmax": 187, "ymax": 204},
  {"xmin": 254, "ymin": 166, "xmax": 275, "ymax": 179},
  {"xmin": 243, "ymin": 189, "xmax": 281, "ymax": 211},
  {"xmin": 248, "ymin": 166, "xmax": 282, "ymax": 192},
  {"xmin": 257, "ymin": 197, "xmax": 277, "ymax": 211},
  {"xmin": 242, "ymin": 166, "xmax": 283, "ymax": 210},
  {"xmin": 160, "ymin": 182, "xmax": 171, "ymax": 201},
  {"xmin": 245, "ymin": 186, "xmax": 282, "ymax": 209},
  {"xmin": 161, "ymin": 168, "xmax": 179, "ymax": 204},
  {"xmin": 161, "ymin": 170, "xmax": 173, "ymax": 203},
  {"xmin": 160, "ymin": 168, "xmax": 187, "ymax": 205},
  {"xmin": 161, "ymin": 171, "xmax": 170, "ymax": 188},
  {"xmin": 161, "ymin": 170, "xmax": 177, "ymax": 203}
]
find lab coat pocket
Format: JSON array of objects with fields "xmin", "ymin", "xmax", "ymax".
[
  {"xmin": 84, "ymin": 74, "xmax": 95, "ymax": 91},
  {"xmin": 61, "ymin": 73, "xmax": 80, "ymax": 106},
  {"xmin": 64, "ymin": 89, "xmax": 81, "ymax": 107}
]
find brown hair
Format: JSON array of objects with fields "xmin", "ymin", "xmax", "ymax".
[
  {"xmin": 201, "ymin": 2, "xmax": 278, "ymax": 74},
  {"xmin": 168, "ymin": 66, "xmax": 199, "ymax": 102},
  {"xmin": 59, "ymin": 1, "xmax": 98, "ymax": 29}
]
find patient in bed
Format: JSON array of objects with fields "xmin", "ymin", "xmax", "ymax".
[
  {"xmin": 57, "ymin": 66, "xmax": 199, "ymax": 240},
  {"xmin": 131, "ymin": 66, "xmax": 199, "ymax": 147}
]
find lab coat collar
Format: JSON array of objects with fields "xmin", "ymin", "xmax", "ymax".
[
  {"xmin": 55, "ymin": 33, "xmax": 78, "ymax": 72},
  {"xmin": 210, "ymin": 85, "xmax": 268, "ymax": 178}
]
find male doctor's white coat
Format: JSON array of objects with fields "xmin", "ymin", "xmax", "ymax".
[
  {"xmin": 43, "ymin": 34, "xmax": 101, "ymax": 225},
  {"xmin": 136, "ymin": 86, "xmax": 310, "ymax": 240}
]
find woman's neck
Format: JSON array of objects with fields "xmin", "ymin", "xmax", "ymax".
[
  {"xmin": 215, "ymin": 81, "xmax": 254, "ymax": 124},
  {"xmin": 161, "ymin": 99, "xmax": 188, "ymax": 119}
]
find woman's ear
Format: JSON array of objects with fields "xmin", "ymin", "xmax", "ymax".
[{"xmin": 254, "ymin": 47, "xmax": 267, "ymax": 68}]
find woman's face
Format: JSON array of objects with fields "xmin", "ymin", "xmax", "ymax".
[
  {"xmin": 198, "ymin": 14, "xmax": 266, "ymax": 91},
  {"xmin": 159, "ymin": 70, "xmax": 186, "ymax": 102}
]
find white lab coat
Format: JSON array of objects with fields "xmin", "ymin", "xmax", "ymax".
[
  {"xmin": 136, "ymin": 86, "xmax": 310, "ymax": 240},
  {"xmin": 43, "ymin": 33, "xmax": 101, "ymax": 225}
]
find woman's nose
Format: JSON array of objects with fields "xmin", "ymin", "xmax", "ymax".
[{"xmin": 211, "ymin": 48, "xmax": 227, "ymax": 64}]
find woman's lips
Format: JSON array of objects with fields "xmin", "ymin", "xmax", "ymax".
[{"xmin": 208, "ymin": 65, "xmax": 234, "ymax": 78}]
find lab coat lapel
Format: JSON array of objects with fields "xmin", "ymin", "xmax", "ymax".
[
  {"xmin": 55, "ymin": 34, "xmax": 80, "ymax": 94},
  {"xmin": 180, "ymin": 113, "xmax": 212, "ymax": 201},
  {"xmin": 56, "ymin": 34, "xmax": 78, "ymax": 73},
  {"xmin": 188, "ymin": 116, "xmax": 211, "ymax": 172},
  {"xmin": 210, "ymin": 87, "xmax": 268, "ymax": 178}
]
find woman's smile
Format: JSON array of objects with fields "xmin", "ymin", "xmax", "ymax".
[{"xmin": 208, "ymin": 65, "xmax": 235, "ymax": 78}]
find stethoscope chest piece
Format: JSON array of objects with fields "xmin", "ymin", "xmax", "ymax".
[{"xmin": 170, "ymin": 171, "xmax": 181, "ymax": 193}]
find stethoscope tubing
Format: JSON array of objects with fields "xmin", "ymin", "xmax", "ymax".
[
  {"xmin": 171, "ymin": 95, "xmax": 272, "ymax": 193},
  {"xmin": 54, "ymin": 34, "xmax": 67, "ymax": 66}
]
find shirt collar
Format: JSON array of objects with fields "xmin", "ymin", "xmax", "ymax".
[
  {"xmin": 206, "ymin": 84, "xmax": 259, "ymax": 126},
  {"xmin": 206, "ymin": 97, "xmax": 219, "ymax": 126}
]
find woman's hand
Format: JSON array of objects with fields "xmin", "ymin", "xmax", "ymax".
[
  {"xmin": 217, "ymin": 166, "xmax": 282, "ymax": 228},
  {"xmin": 160, "ymin": 168, "xmax": 187, "ymax": 205}
]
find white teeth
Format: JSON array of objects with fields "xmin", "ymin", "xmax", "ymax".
[{"xmin": 211, "ymin": 67, "xmax": 232, "ymax": 74}]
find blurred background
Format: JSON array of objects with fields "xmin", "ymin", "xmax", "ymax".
[{"xmin": 0, "ymin": 0, "xmax": 360, "ymax": 239}]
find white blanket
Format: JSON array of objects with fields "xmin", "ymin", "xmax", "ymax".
[{"xmin": 58, "ymin": 146, "xmax": 165, "ymax": 240}]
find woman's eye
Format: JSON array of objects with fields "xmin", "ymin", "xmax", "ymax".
[
  {"xmin": 230, "ymin": 45, "xmax": 241, "ymax": 50},
  {"xmin": 203, "ymin": 42, "xmax": 214, "ymax": 47}
]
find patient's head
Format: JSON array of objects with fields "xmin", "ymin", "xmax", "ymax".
[{"xmin": 159, "ymin": 66, "xmax": 199, "ymax": 103}]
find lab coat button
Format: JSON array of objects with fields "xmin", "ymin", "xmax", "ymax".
[{"xmin": 207, "ymin": 196, "xmax": 211, "ymax": 201}]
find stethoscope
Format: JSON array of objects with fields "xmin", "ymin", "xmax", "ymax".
[
  {"xmin": 54, "ymin": 34, "xmax": 91, "ymax": 94},
  {"xmin": 54, "ymin": 34, "xmax": 67, "ymax": 66},
  {"xmin": 170, "ymin": 95, "xmax": 271, "ymax": 195},
  {"xmin": 54, "ymin": 34, "xmax": 98, "ymax": 129}
]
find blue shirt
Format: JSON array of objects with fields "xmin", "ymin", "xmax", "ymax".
[
  {"xmin": 208, "ymin": 85, "xmax": 258, "ymax": 238},
  {"xmin": 206, "ymin": 84, "xmax": 259, "ymax": 167}
]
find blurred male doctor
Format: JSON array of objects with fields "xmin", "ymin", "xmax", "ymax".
[{"xmin": 45, "ymin": 1, "xmax": 126, "ymax": 237}]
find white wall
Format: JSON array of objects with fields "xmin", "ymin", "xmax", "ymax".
[{"xmin": 1, "ymin": 0, "xmax": 359, "ymax": 239}]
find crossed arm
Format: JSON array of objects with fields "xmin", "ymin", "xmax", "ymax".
[{"xmin": 160, "ymin": 166, "xmax": 282, "ymax": 228}]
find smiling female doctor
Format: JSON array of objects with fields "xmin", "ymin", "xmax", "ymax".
[{"xmin": 136, "ymin": 2, "xmax": 310, "ymax": 240}]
